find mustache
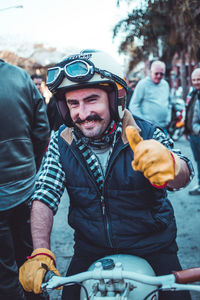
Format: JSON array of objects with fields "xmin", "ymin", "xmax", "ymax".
[{"xmin": 75, "ymin": 114, "xmax": 103, "ymax": 124}]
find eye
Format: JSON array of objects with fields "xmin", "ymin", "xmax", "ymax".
[
  {"xmin": 85, "ymin": 95, "xmax": 100, "ymax": 103},
  {"xmin": 67, "ymin": 100, "xmax": 79, "ymax": 108},
  {"xmin": 87, "ymin": 97, "xmax": 96, "ymax": 103}
]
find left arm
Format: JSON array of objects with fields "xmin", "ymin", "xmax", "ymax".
[
  {"xmin": 167, "ymin": 157, "xmax": 191, "ymax": 190},
  {"xmin": 153, "ymin": 127, "xmax": 194, "ymax": 190}
]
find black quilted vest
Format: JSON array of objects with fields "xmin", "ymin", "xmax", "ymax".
[{"xmin": 58, "ymin": 116, "xmax": 177, "ymax": 256}]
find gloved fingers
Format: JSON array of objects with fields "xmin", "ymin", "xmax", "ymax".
[
  {"xmin": 133, "ymin": 151, "xmax": 155, "ymax": 172},
  {"xmin": 48, "ymin": 261, "xmax": 60, "ymax": 276},
  {"xmin": 33, "ymin": 266, "xmax": 46, "ymax": 294},
  {"xmin": 19, "ymin": 248, "xmax": 59, "ymax": 294},
  {"xmin": 148, "ymin": 170, "xmax": 175, "ymax": 185},
  {"xmin": 132, "ymin": 139, "xmax": 157, "ymax": 163},
  {"xmin": 142, "ymin": 161, "xmax": 166, "ymax": 177},
  {"xmin": 126, "ymin": 126, "xmax": 143, "ymax": 152},
  {"xmin": 19, "ymin": 268, "xmax": 30, "ymax": 292},
  {"xmin": 150, "ymin": 179, "xmax": 166, "ymax": 187},
  {"xmin": 133, "ymin": 148, "xmax": 148, "ymax": 167},
  {"xmin": 127, "ymin": 130, "xmax": 178, "ymax": 187},
  {"xmin": 144, "ymin": 160, "xmax": 175, "ymax": 179},
  {"xmin": 19, "ymin": 260, "xmax": 44, "ymax": 293}
]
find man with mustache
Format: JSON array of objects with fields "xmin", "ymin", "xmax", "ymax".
[{"xmin": 19, "ymin": 50, "xmax": 193, "ymax": 300}]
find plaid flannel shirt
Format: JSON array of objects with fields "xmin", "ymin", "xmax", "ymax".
[{"xmin": 32, "ymin": 128, "xmax": 194, "ymax": 214}]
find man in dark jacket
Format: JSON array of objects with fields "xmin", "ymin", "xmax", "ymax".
[
  {"xmin": 19, "ymin": 50, "xmax": 193, "ymax": 300},
  {"xmin": 185, "ymin": 68, "xmax": 200, "ymax": 195},
  {"xmin": 0, "ymin": 59, "xmax": 50, "ymax": 300}
]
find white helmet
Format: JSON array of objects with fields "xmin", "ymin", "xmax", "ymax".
[
  {"xmin": 80, "ymin": 254, "xmax": 158, "ymax": 300},
  {"xmin": 46, "ymin": 49, "xmax": 127, "ymax": 127}
]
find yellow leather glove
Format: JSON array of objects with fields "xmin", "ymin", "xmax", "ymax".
[
  {"xmin": 19, "ymin": 248, "xmax": 60, "ymax": 294},
  {"xmin": 125, "ymin": 126, "xmax": 181, "ymax": 187}
]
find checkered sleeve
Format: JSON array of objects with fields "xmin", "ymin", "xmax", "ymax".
[
  {"xmin": 153, "ymin": 127, "xmax": 194, "ymax": 190},
  {"xmin": 31, "ymin": 131, "xmax": 66, "ymax": 214}
]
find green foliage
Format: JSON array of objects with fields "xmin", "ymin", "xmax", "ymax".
[{"xmin": 114, "ymin": 0, "xmax": 200, "ymax": 73}]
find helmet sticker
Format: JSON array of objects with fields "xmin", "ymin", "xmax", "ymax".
[{"xmin": 67, "ymin": 53, "xmax": 92, "ymax": 60}]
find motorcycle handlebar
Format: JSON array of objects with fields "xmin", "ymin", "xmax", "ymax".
[
  {"xmin": 41, "ymin": 266, "xmax": 200, "ymax": 291},
  {"xmin": 173, "ymin": 267, "xmax": 200, "ymax": 284}
]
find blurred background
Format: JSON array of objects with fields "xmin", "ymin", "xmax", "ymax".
[
  {"xmin": 1, "ymin": 0, "xmax": 199, "ymax": 104},
  {"xmin": 1, "ymin": 1, "xmax": 200, "ymax": 299}
]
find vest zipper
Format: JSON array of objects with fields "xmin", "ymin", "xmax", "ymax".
[
  {"xmin": 101, "ymin": 195, "xmax": 113, "ymax": 248},
  {"xmin": 100, "ymin": 195, "xmax": 105, "ymax": 215},
  {"xmin": 102, "ymin": 143, "xmax": 129, "ymax": 248}
]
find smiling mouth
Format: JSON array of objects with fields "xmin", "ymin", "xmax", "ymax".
[{"xmin": 81, "ymin": 120, "xmax": 97, "ymax": 128}]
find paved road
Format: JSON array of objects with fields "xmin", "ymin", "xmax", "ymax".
[{"xmin": 49, "ymin": 135, "xmax": 200, "ymax": 299}]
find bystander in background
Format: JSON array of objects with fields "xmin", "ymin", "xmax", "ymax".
[
  {"xmin": 31, "ymin": 74, "xmax": 44, "ymax": 95},
  {"xmin": 0, "ymin": 59, "xmax": 50, "ymax": 300},
  {"xmin": 129, "ymin": 61, "xmax": 171, "ymax": 135},
  {"xmin": 185, "ymin": 68, "xmax": 200, "ymax": 195}
]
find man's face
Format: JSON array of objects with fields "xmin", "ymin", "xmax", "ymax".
[
  {"xmin": 65, "ymin": 88, "xmax": 111, "ymax": 139},
  {"xmin": 192, "ymin": 71, "xmax": 200, "ymax": 91},
  {"xmin": 150, "ymin": 65, "xmax": 165, "ymax": 84}
]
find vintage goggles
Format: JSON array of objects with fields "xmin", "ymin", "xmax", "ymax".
[{"xmin": 46, "ymin": 59, "xmax": 127, "ymax": 93}]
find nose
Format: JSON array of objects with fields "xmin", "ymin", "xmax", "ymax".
[{"xmin": 78, "ymin": 102, "xmax": 90, "ymax": 121}]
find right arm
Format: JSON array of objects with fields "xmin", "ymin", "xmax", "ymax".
[
  {"xmin": 31, "ymin": 200, "xmax": 54, "ymax": 249},
  {"xmin": 19, "ymin": 201, "xmax": 60, "ymax": 294},
  {"xmin": 19, "ymin": 131, "xmax": 66, "ymax": 294},
  {"xmin": 30, "ymin": 130, "xmax": 66, "ymax": 249}
]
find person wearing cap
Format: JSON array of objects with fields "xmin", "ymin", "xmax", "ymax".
[{"xmin": 19, "ymin": 50, "xmax": 193, "ymax": 300}]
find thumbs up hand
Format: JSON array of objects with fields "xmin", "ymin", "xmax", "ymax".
[{"xmin": 125, "ymin": 126, "xmax": 180, "ymax": 188}]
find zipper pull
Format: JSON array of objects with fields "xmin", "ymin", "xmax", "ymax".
[{"xmin": 101, "ymin": 196, "xmax": 105, "ymax": 215}]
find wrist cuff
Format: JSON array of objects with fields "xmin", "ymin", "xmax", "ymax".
[
  {"xmin": 27, "ymin": 252, "xmax": 56, "ymax": 267},
  {"xmin": 151, "ymin": 182, "xmax": 168, "ymax": 189}
]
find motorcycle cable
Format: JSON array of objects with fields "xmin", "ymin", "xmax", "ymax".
[{"xmin": 143, "ymin": 287, "xmax": 162, "ymax": 300}]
